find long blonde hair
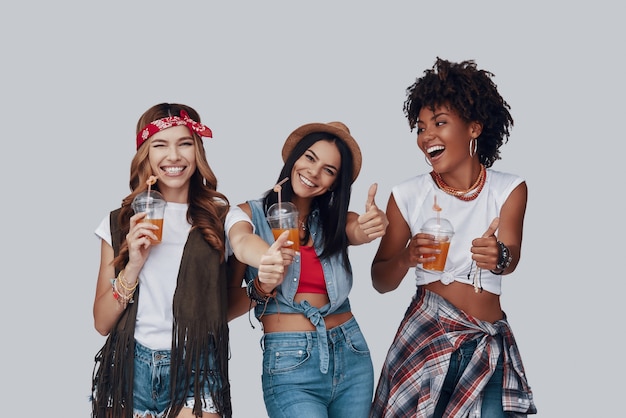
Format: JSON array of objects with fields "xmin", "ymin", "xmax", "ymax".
[{"xmin": 113, "ymin": 103, "xmax": 229, "ymax": 269}]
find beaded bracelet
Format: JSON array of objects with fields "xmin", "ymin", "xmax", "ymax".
[
  {"xmin": 110, "ymin": 278, "xmax": 121, "ymax": 300},
  {"xmin": 246, "ymin": 277, "xmax": 276, "ymax": 305},
  {"xmin": 111, "ymin": 277, "xmax": 135, "ymax": 309},
  {"xmin": 245, "ymin": 279, "xmax": 265, "ymax": 304},
  {"xmin": 490, "ymin": 241, "xmax": 512, "ymax": 275}
]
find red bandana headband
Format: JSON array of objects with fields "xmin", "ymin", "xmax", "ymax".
[{"xmin": 136, "ymin": 109, "xmax": 213, "ymax": 149}]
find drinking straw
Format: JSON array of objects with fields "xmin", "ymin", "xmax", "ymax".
[
  {"xmin": 272, "ymin": 177, "xmax": 289, "ymax": 228},
  {"xmin": 432, "ymin": 195, "xmax": 442, "ymax": 225},
  {"xmin": 146, "ymin": 175, "xmax": 157, "ymax": 214}
]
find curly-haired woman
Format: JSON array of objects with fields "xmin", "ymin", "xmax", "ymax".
[{"xmin": 370, "ymin": 58, "xmax": 537, "ymax": 418}]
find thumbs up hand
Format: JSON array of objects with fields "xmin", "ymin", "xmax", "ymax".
[
  {"xmin": 470, "ymin": 217, "xmax": 500, "ymax": 270},
  {"xmin": 356, "ymin": 183, "xmax": 389, "ymax": 241},
  {"xmin": 258, "ymin": 230, "xmax": 294, "ymax": 288}
]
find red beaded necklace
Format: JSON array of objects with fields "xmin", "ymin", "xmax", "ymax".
[{"xmin": 431, "ymin": 165, "xmax": 486, "ymax": 201}]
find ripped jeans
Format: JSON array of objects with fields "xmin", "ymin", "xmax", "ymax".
[{"xmin": 132, "ymin": 341, "xmax": 220, "ymax": 417}]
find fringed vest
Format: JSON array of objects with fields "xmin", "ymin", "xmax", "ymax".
[{"xmin": 91, "ymin": 208, "xmax": 232, "ymax": 417}]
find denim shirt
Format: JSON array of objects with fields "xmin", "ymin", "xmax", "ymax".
[{"xmin": 246, "ymin": 199, "xmax": 352, "ymax": 373}]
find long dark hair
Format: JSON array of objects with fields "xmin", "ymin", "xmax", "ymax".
[{"xmin": 263, "ymin": 132, "xmax": 354, "ymax": 271}]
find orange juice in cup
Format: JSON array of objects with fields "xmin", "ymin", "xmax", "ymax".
[
  {"xmin": 420, "ymin": 217, "xmax": 454, "ymax": 272},
  {"xmin": 131, "ymin": 190, "xmax": 167, "ymax": 244},
  {"xmin": 271, "ymin": 227, "xmax": 300, "ymax": 252},
  {"xmin": 267, "ymin": 202, "xmax": 300, "ymax": 252},
  {"xmin": 422, "ymin": 239, "xmax": 451, "ymax": 271},
  {"xmin": 140, "ymin": 218, "xmax": 165, "ymax": 243}
]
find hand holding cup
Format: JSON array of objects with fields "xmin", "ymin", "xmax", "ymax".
[
  {"xmin": 420, "ymin": 217, "xmax": 455, "ymax": 272},
  {"xmin": 131, "ymin": 190, "xmax": 167, "ymax": 244}
]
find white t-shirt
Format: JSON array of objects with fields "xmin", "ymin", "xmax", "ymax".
[
  {"xmin": 224, "ymin": 204, "xmax": 256, "ymax": 236},
  {"xmin": 95, "ymin": 203, "xmax": 252, "ymax": 350}
]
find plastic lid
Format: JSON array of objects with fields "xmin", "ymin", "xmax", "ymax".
[
  {"xmin": 266, "ymin": 202, "xmax": 298, "ymax": 219},
  {"xmin": 420, "ymin": 217, "xmax": 454, "ymax": 235},
  {"xmin": 131, "ymin": 190, "xmax": 166, "ymax": 212}
]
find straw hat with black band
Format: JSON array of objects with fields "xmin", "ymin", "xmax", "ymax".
[{"xmin": 281, "ymin": 121, "xmax": 362, "ymax": 183}]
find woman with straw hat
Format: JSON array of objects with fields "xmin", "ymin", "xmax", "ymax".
[{"xmin": 226, "ymin": 120, "xmax": 388, "ymax": 418}]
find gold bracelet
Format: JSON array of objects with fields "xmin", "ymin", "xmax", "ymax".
[{"xmin": 116, "ymin": 269, "xmax": 138, "ymax": 292}]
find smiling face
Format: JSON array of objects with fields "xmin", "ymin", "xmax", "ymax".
[
  {"xmin": 290, "ymin": 139, "xmax": 341, "ymax": 199},
  {"xmin": 417, "ymin": 104, "xmax": 481, "ymax": 175},
  {"xmin": 148, "ymin": 125, "xmax": 196, "ymax": 202}
]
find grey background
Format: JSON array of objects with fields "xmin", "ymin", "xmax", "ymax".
[{"xmin": 1, "ymin": 1, "xmax": 623, "ymax": 416}]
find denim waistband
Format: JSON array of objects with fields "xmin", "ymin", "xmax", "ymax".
[
  {"xmin": 261, "ymin": 315, "xmax": 359, "ymax": 374},
  {"xmin": 134, "ymin": 340, "xmax": 171, "ymax": 366}
]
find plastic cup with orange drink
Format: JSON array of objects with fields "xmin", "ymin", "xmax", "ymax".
[
  {"xmin": 420, "ymin": 217, "xmax": 454, "ymax": 271},
  {"xmin": 131, "ymin": 187, "xmax": 167, "ymax": 244},
  {"xmin": 266, "ymin": 202, "xmax": 300, "ymax": 252}
]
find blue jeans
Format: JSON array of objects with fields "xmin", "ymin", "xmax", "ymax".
[
  {"xmin": 433, "ymin": 339, "xmax": 507, "ymax": 418},
  {"xmin": 261, "ymin": 316, "xmax": 374, "ymax": 418},
  {"xmin": 132, "ymin": 341, "xmax": 219, "ymax": 417}
]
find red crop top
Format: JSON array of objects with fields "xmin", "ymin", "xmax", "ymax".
[{"xmin": 297, "ymin": 246, "xmax": 327, "ymax": 294}]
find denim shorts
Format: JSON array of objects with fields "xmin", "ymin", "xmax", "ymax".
[
  {"xmin": 133, "ymin": 341, "xmax": 219, "ymax": 417},
  {"xmin": 260, "ymin": 316, "xmax": 374, "ymax": 418}
]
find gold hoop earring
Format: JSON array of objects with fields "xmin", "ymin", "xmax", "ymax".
[{"xmin": 469, "ymin": 137, "xmax": 478, "ymax": 157}]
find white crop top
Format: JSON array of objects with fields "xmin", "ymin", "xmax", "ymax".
[{"xmin": 392, "ymin": 169, "xmax": 524, "ymax": 295}]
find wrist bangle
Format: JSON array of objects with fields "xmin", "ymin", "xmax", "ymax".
[
  {"xmin": 490, "ymin": 241, "xmax": 512, "ymax": 274},
  {"xmin": 116, "ymin": 269, "xmax": 138, "ymax": 292},
  {"xmin": 110, "ymin": 278, "xmax": 134, "ymax": 308},
  {"xmin": 254, "ymin": 278, "xmax": 274, "ymax": 296},
  {"xmin": 246, "ymin": 279, "xmax": 266, "ymax": 304},
  {"xmin": 246, "ymin": 277, "xmax": 276, "ymax": 305}
]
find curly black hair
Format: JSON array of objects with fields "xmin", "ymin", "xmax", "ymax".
[{"xmin": 403, "ymin": 57, "xmax": 514, "ymax": 168}]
